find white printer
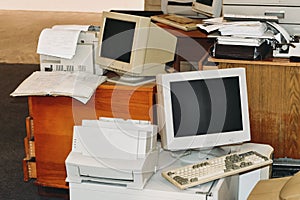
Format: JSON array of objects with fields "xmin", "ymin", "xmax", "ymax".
[
  {"xmin": 223, "ymin": 0, "xmax": 300, "ymax": 36},
  {"xmin": 65, "ymin": 117, "xmax": 158, "ymax": 190},
  {"xmin": 39, "ymin": 26, "xmax": 104, "ymax": 75}
]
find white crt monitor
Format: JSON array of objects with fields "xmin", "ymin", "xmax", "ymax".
[
  {"xmin": 192, "ymin": 0, "xmax": 222, "ymax": 18},
  {"xmin": 96, "ymin": 12, "xmax": 177, "ymax": 85},
  {"xmin": 156, "ymin": 68, "xmax": 251, "ymax": 151}
]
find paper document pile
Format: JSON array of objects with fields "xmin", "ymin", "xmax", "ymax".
[
  {"xmin": 10, "ymin": 71, "xmax": 107, "ymax": 104},
  {"xmin": 198, "ymin": 19, "xmax": 273, "ymax": 60},
  {"xmin": 218, "ymin": 21, "xmax": 267, "ymax": 37},
  {"xmin": 198, "ymin": 21, "xmax": 270, "ymax": 37}
]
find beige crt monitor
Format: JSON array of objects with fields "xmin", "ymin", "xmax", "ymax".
[
  {"xmin": 192, "ymin": 0, "xmax": 222, "ymax": 18},
  {"xmin": 96, "ymin": 11, "xmax": 177, "ymax": 86}
]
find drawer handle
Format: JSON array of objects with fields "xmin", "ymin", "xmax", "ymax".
[{"xmin": 264, "ymin": 11, "xmax": 285, "ymax": 19}]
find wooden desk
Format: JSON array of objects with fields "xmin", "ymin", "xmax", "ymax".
[
  {"xmin": 23, "ymin": 82, "xmax": 156, "ymax": 189},
  {"xmin": 209, "ymin": 57, "xmax": 300, "ymax": 159},
  {"xmin": 157, "ymin": 23, "xmax": 215, "ymax": 72},
  {"xmin": 22, "ymin": 23, "xmax": 214, "ymax": 192}
]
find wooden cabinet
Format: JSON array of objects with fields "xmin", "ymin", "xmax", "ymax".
[
  {"xmin": 158, "ymin": 23, "xmax": 215, "ymax": 72},
  {"xmin": 22, "ymin": 22, "xmax": 214, "ymax": 190},
  {"xmin": 210, "ymin": 57, "xmax": 300, "ymax": 159},
  {"xmin": 23, "ymin": 82, "xmax": 156, "ymax": 189}
]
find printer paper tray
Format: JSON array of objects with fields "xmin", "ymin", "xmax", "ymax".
[
  {"xmin": 80, "ymin": 175, "xmax": 133, "ymax": 187},
  {"xmin": 78, "ymin": 164, "xmax": 134, "ymax": 181}
]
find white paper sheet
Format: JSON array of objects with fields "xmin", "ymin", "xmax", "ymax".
[
  {"xmin": 37, "ymin": 28, "xmax": 81, "ymax": 59},
  {"xmin": 52, "ymin": 25, "xmax": 90, "ymax": 31}
]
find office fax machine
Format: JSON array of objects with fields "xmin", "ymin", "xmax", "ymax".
[
  {"xmin": 267, "ymin": 22, "xmax": 300, "ymax": 58},
  {"xmin": 39, "ymin": 26, "xmax": 103, "ymax": 75},
  {"xmin": 65, "ymin": 117, "xmax": 158, "ymax": 190}
]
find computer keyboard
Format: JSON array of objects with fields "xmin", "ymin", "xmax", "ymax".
[{"xmin": 162, "ymin": 150, "xmax": 273, "ymax": 189}]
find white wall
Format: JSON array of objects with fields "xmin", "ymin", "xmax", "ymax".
[{"xmin": 0, "ymin": 0, "xmax": 144, "ymax": 12}]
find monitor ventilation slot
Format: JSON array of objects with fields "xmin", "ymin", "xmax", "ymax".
[
  {"xmin": 66, "ymin": 65, "xmax": 74, "ymax": 72},
  {"xmin": 55, "ymin": 65, "xmax": 64, "ymax": 71},
  {"xmin": 78, "ymin": 65, "xmax": 87, "ymax": 72}
]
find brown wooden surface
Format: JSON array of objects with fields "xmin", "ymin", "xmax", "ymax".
[
  {"xmin": 209, "ymin": 57, "xmax": 300, "ymax": 159},
  {"xmin": 28, "ymin": 81, "xmax": 156, "ymax": 189},
  {"xmin": 157, "ymin": 22, "xmax": 215, "ymax": 72}
]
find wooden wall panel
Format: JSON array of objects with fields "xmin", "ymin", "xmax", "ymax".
[
  {"xmin": 214, "ymin": 58, "xmax": 300, "ymax": 158},
  {"xmin": 284, "ymin": 67, "xmax": 300, "ymax": 157}
]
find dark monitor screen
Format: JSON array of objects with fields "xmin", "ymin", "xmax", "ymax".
[
  {"xmin": 170, "ymin": 76, "xmax": 243, "ymax": 138},
  {"xmin": 196, "ymin": 0, "xmax": 213, "ymax": 6},
  {"xmin": 100, "ymin": 18, "xmax": 136, "ymax": 63}
]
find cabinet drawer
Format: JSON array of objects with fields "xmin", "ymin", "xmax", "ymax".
[
  {"xmin": 24, "ymin": 137, "xmax": 35, "ymax": 158},
  {"xmin": 23, "ymin": 158, "xmax": 36, "ymax": 181}
]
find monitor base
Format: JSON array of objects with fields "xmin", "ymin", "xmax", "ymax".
[
  {"xmin": 107, "ymin": 75, "xmax": 156, "ymax": 86},
  {"xmin": 170, "ymin": 147, "xmax": 231, "ymax": 164}
]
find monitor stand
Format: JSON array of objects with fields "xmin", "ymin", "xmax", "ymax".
[
  {"xmin": 170, "ymin": 147, "xmax": 231, "ymax": 164},
  {"xmin": 107, "ymin": 75, "xmax": 156, "ymax": 86}
]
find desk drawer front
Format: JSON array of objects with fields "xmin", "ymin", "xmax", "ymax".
[{"xmin": 95, "ymin": 89, "xmax": 153, "ymax": 120}]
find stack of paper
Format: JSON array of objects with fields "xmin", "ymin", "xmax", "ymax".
[
  {"xmin": 197, "ymin": 19, "xmax": 273, "ymax": 60},
  {"xmin": 218, "ymin": 21, "xmax": 267, "ymax": 37},
  {"xmin": 197, "ymin": 21, "xmax": 272, "ymax": 39},
  {"xmin": 10, "ymin": 71, "xmax": 107, "ymax": 104}
]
